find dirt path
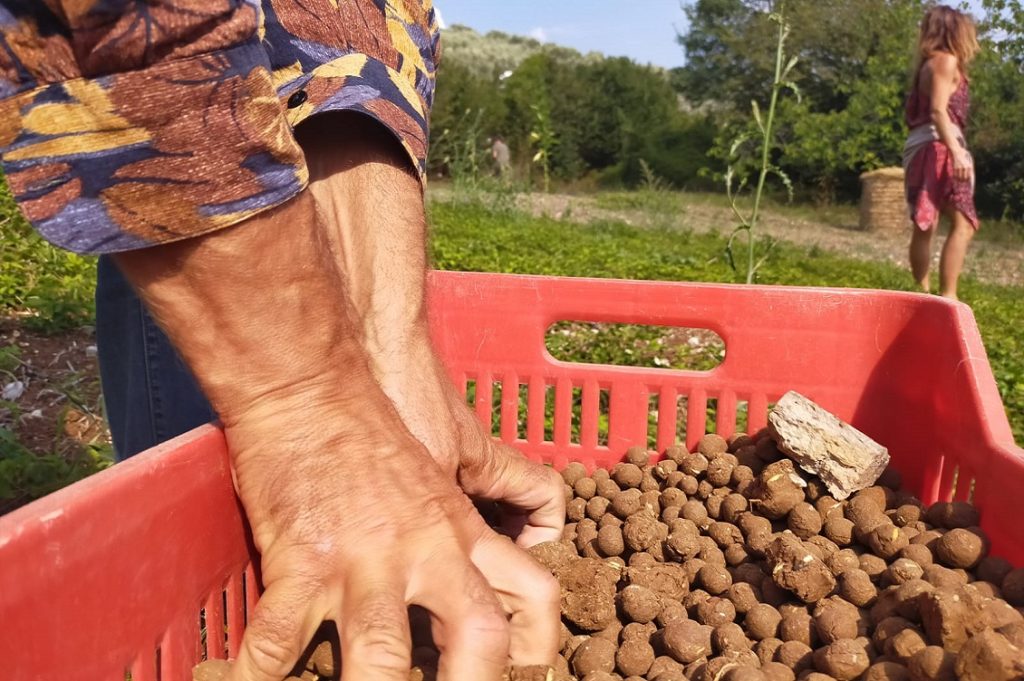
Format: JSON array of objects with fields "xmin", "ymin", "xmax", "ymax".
[{"xmin": 430, "ymin": 188, "xmax": 1023, "ymax": 288}]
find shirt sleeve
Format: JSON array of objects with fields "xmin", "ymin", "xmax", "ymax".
[{"xmin": 0, "ymin": 1, "xmax": 307, "ymax": 254}]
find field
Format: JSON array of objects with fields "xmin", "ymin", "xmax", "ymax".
[{"xmin": 1, "ymin": 184, "xmax": 1021, "ymax": 512}]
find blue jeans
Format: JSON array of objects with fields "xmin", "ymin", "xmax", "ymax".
[{"xmin": 96, "ymin": 256, "xmax": 215, "ymax": 460}]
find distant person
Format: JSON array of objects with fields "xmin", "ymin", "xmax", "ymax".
[
  {"xmin": 903, "ymin": 5, "xmax": 980, "ymax": 300},
  {"xmin": 491, "ymin": 135, "xmax": 511, "ymax": 177}
]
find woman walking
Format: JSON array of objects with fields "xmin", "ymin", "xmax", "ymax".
[{"xmin": 903, "ymin": 5, "xmax": 980, "ymax": 300}]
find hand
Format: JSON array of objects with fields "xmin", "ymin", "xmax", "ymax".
[
  {"xmin": 952, "ymin": 147, "xmax": 973, "ymax": 184},
  {"xmin": 224, "ymin": 390, "xmax": 560, "ymax": 681},
  {"xmin": 373, "ymin": 344, "xmax": 566, "ymax": 548}
]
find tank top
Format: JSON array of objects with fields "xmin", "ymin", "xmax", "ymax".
[{"xmin": 905, "ymin": 63, "xmax": 970, "ymax": 130}]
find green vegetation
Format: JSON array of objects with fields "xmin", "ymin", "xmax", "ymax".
[
  {"xmin": 0, "ymin": 185, "xmax": 96, "ymax": 333},
  {"xmin": 723, "ymin": 3, "xmax": 798, "ymax": 283},
  {"xmin": 436, "ymin": 2, "xmax": 1024, "ymax": 224},
  {"xmin": 0, "ymin": 427, "xmax": 111, "ymax": 515}
]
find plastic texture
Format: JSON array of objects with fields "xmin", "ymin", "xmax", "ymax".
[{"xmin": 1, "ymin": 271, "xmax": 1021, "ymax": 680}]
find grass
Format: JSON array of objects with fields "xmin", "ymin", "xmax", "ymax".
[
  {"xmin": 595, "ymin": 189, "xmax": 1024, "ymax": 245},
  {"xmin": 0, "ymin": 185, "xmax": 96, "ymax": 333}
]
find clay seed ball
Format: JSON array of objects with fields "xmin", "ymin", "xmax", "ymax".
[
  {"xmin": 615, "ymin": 638, "xmax": 655, "ymax": 677},
  {"xmin": 726, "ymin": 582, "xmax": 760, "ymax": 614},
  {"xmin": 699, "ymin": 564, "xmax": 733, "ymax": 595},
  {"xmin": 907, "ymin": 646, "xmax": 956, "ymax": 681},
  {"xmin": 596, "ymin": 479, "xmax": 621, "ymax": 500},
  {"xmin": 898, "ymin": 544, "xmax": 933, "ymax": 568},
  {"xmin": 882, "ymin": 558, "xmax": 925, "ymax": 587},
  {"xmin": 712, "ymin": 622, "xmax": 751, "ymax": 654},
  {"xmin": 571, "ymin": 636, "xmax": 617, "ymax": 677},
  {"xmin": 612, "ymin": 462, "xmax": 644, "ymax": 489},
  {"xmin": 618, "ymin": 585, "xmax": 661, "ymax": 624},
  {"xmin": 574, "ymin": 476, "xmax": 598, "ymax": 500},
  {"xmin": 745, "ymin": 603, "xmax": 783, "ymax": 641},
  {"xmin": 661, "ymin": 619, "xmax": 713, "ymax": 664},
  {"xmin": 562, "ymin": 461, "xmax": 588, "ymax": 486},
  {"xmin": 760, "ymin": 661, "xmax": 797, "ymax": 681},
  {"xmin": 813, "ymin": 639, "xmax": 871, "ymax": 681},
  {"xmin": 756, "ymin": 638, "xmax": 785, "ymax": 666},
  {"xmin": 862, "ymin": 661, "xmax": 910, "ymax": 681},
  {"xmin": 937, "ymin": 500, "xmax": 980, "ymax": 529},
  {"xmin": 586, "ymin": 495, "xmax": 611, "ymax": 521},
  {"xmin": 865, "ymin": 523, "xmax": 910, "ymax": 561},
  {"xmin": 680, "ymin": 499, "xmax": 710, "ymax": 528},
  {"xmin": 838, "ymin": 568, "xmax": 878, "ymax": 607},
  {"xmin": 660, "ymin": 487, "xmax": 686, "ymax": 509},
  {"xmin": 887, "ymin": 627, "xmax": 927, "ymax": 661},
  {"xmin": 567, "ymin": 497, "xmax": 587, "ymax": 522},
  {"xmin": 934, "ymin": 528, "xmax": 985, "ymax": 569},
  {"xmin": 1002, "ymin": 568, "xmax": 1024, "ymax": 606},
  {"xmin": 708, "ymin": 521, "xmax": 744, "ymax": 548},
  {"xmin": 623, "ymin": 512, "xmax": 662, "ymax": 552},
  {"xmin": 696, "ymin": 596, "xmax": 737, "ymax": 628},
  {"xmin": 774, "ymin": 640, "xmax": 815, "ymax": 675},
  {"xmin": 611, "ymin": 489, "xmax": 643, "ymax": 519},
  {"xmin": 698, "ymin": 433, "xmax": 729, "ymax": 457},
  {"xmin": 527, "ymin": 540, "xmax": 578, "ymax": 573},
  {"xmin": 597, "ymin": 524, "xmax": 625, "ymax": 557},
  {"xmin": 788, "ymin": 502, "xmax": 824, "ymax": 540},
  {"xmin": 976, "ymin": 556, "xmax": 1013, "ymax": 587},
  {"xmin": 624, "ymin": 445, "xmax": 650, "ymax": 467},
  {"xmin": 823, "ymin": 518, "xmax": 855, "ymax": 546},
  {"xmin": 813, "ymin": 597, "xmax": 860, "ymax": 644},
  {"xmin": 892, "ymin": 504, "xmax": 922, "ymax": 527}
]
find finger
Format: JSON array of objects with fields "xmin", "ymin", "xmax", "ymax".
[
  {"xmin": 228, "ymin": 578, "xmax": 325, "ymax": 681},
  {"xmin": 337, "ymin": 574, "xmax": 413, "ymax": 681},
  {"xmin": 460, "ymin": 442, "xmax": 566, "ymax": 547},
  {"xmin": 410, "ymin": 554, "xmax": 510, "ymax": 681},
  {"xmin": 470, "ymin": 531, "xmax": 561, "ymax": 667}
]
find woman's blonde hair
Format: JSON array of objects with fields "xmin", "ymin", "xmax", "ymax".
[{"xmin": 917, "ymin": 5, "xmax": 980, "ymax": 69}]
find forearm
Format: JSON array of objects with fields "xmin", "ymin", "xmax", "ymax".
[
  {"xmin": 930, "ymin": 109, "xmax": 964, "ymax": 154},
  {"xmin": 112, "ymin": 191, "xmax": 383, "ymax": 428},
  {"xmin": 298, "ymin": 114, "xmax": 434, "ymax": 369}
]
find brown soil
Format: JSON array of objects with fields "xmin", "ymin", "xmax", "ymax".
[{"xmin": 0, "ymin": 317, "xmax": 110, "ymax": 460}]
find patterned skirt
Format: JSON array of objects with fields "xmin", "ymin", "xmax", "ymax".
[{"xmin": 903, "ymin": 125, "xmax": 979, "ymax": 231}]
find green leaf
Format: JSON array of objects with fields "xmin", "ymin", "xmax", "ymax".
[
  {"xmin": 751, "ymin": 100, "xmax": 764, "ymax": 134},
  {"xmin": 779, "ymin": 80, "xmax": 802, "ymax": 103},
  {"xmin": 782, "ymin": 55, "xmax": 799, "ymax": 80}
]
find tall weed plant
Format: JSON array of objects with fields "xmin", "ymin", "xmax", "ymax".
[{"xmin": 724, "ymin": 3, "xmax": 799, "ymax": 284}]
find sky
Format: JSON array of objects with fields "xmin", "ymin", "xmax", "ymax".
[
  {"xmin": 434, "ymin": 1, "xmax": 690, "ymax": 69},
  {"xmin": 433, "ymin": 1, "xmax": 992, "ymax": 71}
]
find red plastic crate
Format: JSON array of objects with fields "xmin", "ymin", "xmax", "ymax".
[{"xmin": 1, "ymin": 271, "xmax": 1021, "ymax": 680}]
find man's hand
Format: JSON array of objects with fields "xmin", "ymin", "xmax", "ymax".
[
  {"xmin": 114, "ymin": 189, "xmax": 559, "ymax": 680},
  {"xmin": 298, "ymin": 114, "xmax": 565, "ymax": 547},
  {"xmin": 223, "ymin": 388, "xmax": 559, "ymax": 681}
]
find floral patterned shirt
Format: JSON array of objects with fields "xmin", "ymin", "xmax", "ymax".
[{"xmin": 0, "ymin": 0, "xmax": 441, "ymax": 253}]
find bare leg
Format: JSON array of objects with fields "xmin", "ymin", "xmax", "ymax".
[
  {"xmin": 909, "ymin": 225, "xmax": 935, "ymax": 293},
  {"xmin": 938, "ymin": 210, "xmax": 976, "ymax": 300}
]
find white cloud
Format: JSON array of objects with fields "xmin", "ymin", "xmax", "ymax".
[
  {"xmin": 434, "ymin": 6, "xmax": 446, "ymax": 30},
  {"xmin": 529, "ymin": 26, "xmax": 548, "ymax": 43}
]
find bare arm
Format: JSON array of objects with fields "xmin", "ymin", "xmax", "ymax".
[
  {"xmin": 925, "ymin": 52, "xmax": 972, "ymax": 182},
  {"xmin": 297, "ymin": 114, "xmax": 564, "ymax": 542},
  {"xmin": 114, "ymin": 183, "xmax": 556, "ymax": 680}
]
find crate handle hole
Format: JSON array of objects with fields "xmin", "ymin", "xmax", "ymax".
[{"xmin": 545, "ymin": 322, "xmax": 724, "ymax": 371}]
